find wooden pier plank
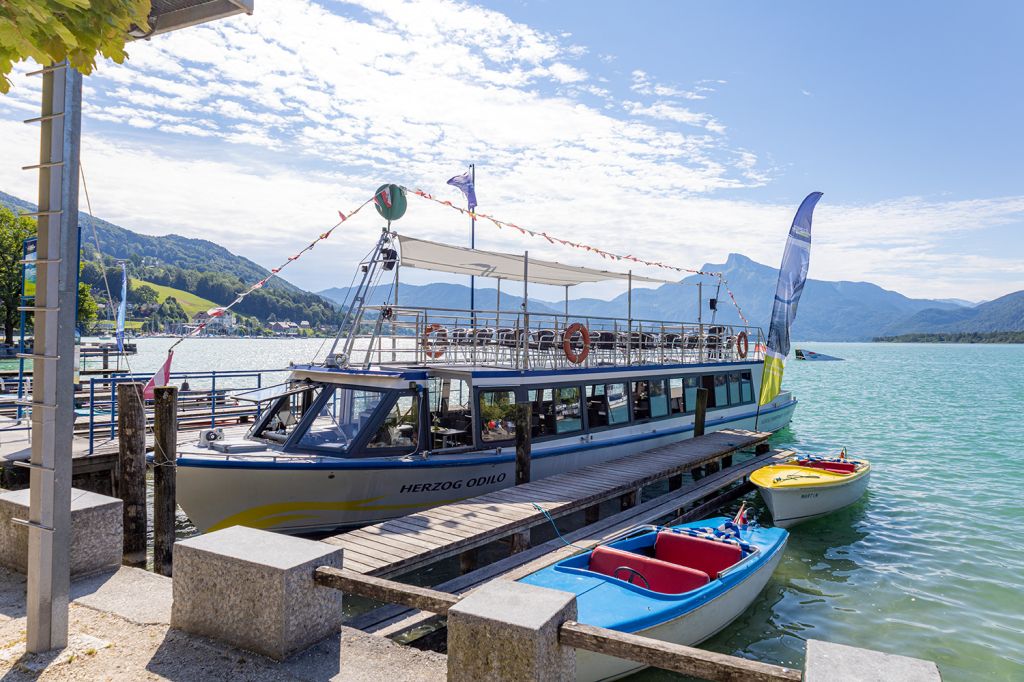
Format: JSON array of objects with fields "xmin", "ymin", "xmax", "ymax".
[
  {"xmin": 326, "ymin": 429, "xmax": 770, "ymax": 579},
  {"xmin": 348, "ymin": 447, "xmax": 791, "ymax": 636}
]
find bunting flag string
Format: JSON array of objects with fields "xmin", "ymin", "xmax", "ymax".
[
  {"xmin": 170, "ymin": 195, "xmax": 375, "ymax": 348},
  {"xmin": 404, "ymin": 185, "xmax": 753, "ymax": 324}
]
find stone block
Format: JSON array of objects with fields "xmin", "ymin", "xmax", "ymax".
[
  {"xmin": 805, "ymin": 639, "xmax": 942, "ymax": 681},
  {"xmin": 0, "ymin": 487, "xmax": 122, "ymax": 577},
  {"xmin": 447, "ymin": 579, "xmax": 577, "ymax": 682},
  {"xmin": 171, "ymin": 525, "xmax": 343, "ymax": 660}
]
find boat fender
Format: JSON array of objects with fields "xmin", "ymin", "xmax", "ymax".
[
  {"xmin": 421, "ymin": 323, "xmax": 448, "ymax": 359},
  {"xmin": 563, "ymin": 322, "xmax": 590, "ymax": 364},
  {"xmin": 736, "ymin": 331, "xmax": 749, "ymax": 359}
]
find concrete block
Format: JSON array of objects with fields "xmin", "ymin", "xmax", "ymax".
[
  {"xmin": 447, "ymin": 579, "xmax": 577, "ymax": 682},
  {"xmin": 171, "ymin": 525, "xmax": 343, "ymax": 660},
  {"xmin": 805, "ymin": 639, "xmax": 942, "ymax": 681},
  {"xmin": 0, "ymin": 487, "xmax": 122, "ymax": 577}
]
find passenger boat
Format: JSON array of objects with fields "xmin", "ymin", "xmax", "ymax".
[
  {"xmin": 174, "ymin": 230, "xmax": 798, "ymax": 533},
  {"xmin": 519, "ymin": 512, "xmax": 788, "ymax": 681},
  {"xmin": 750, "ymin": 451, "xmax": 870, "ymax": 528}
]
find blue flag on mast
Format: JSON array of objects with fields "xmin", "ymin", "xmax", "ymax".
[
  {"xmin": 116, "ymin": 262, "xmax": 127, "ymax": 353},
  {"xmin": 447, "ymin": 171, "xmax": 477, "ymax": 210},
  {"xmin": 758, "ymin": 191, "xmax": 822, "ymax": 405}
]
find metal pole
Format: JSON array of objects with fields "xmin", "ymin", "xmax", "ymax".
[
  {"xmin": 627, "ymin": 271, "xmax": 633, "ymax": 365},
  {"xmin": 26, "ymin": 61, "xmax": 81, "ymax": 653},
  {"xmin": 469, "ymin": 164, "xmax": 476, "ymax": 316},
  {"xmin": 522, "ymin": 252, "xmax": 529, "ymax": 370},
  {"xmin": 564, "ymin": 285, "xmax": 569, "ymax": 317}
]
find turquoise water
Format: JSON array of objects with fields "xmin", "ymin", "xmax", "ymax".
[
  {"xmin": 120, "ymin": 339, "xmax": 1023, "ymax": 679},
  {"xmin": 635, "ymin": 342, "xmax": 1024, "ymax": 681}
]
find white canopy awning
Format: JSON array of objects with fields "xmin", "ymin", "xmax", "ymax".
[{"xmin": 396, "ymin": 235, "xmax": 672, "ymax": 287}]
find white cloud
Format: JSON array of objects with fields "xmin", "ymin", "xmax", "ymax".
[{"xmin": 1, "ymin": 0, "xmax": 1020, "ymax": 302}]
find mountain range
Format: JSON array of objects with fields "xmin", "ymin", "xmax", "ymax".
[
  {"xmin": 0, "ymin": 190, "xmax": 338, "ymax": 326},
  {"xmin": 4, "ymin": 188, "xmax": 1020, "ymax": 340},
  {"xmin": 321, "ymin": 254, "xmax": 1024, "ymax": 341}
]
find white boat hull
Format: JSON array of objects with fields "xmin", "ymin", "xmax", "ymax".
[
  {"xmin": 757, "ymin": 470, "xmax": 870, "ymax": 528},
  {"xmin": 177, "ymin": 401, "xmax": 797, "ymax": 533},
  {"xmin": 575, "ymin": 539, "xmax": 788, "ymax": 682}
]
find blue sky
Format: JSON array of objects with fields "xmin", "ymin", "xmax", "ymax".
[{"xmin": 1, "ymin": 0, "xmax": 1022, "ymax": 302}]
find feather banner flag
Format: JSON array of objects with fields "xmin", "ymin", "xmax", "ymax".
[
  {"xmin": 115, "ymin": 261, "xmax": 127, "ymax": 353},
  {"xmin": 447, "ymin": 171, "xmax": 477, "ymax": 210},
  {"xmin": 758, "ymin": 191, "xmax": 823, "ymax": 406},
  {"xmin": 143, "ymin": 351, "xmax": 174, "ymax": 400}
]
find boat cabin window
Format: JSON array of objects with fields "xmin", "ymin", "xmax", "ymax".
[
  {"xmin": 737, "ymin": 371, "xmax": 754, "ymax": 404},
  {"xmin": 668, "ymin": 378, "xmax": 684, "ymax": 415},
  {"xmin": 633, "ymin": 379, "xmax": 669, "ymax": 421},
  {"xmin": 366, "ymin": 393, "xmax": 419, "ymax": 452},
  {"xmin": 479, "ymin": 389, "xmax": 517, "ymax": 443},
  {"xmin": 586, "ymin": 382, "xmax": 630, "ymax": 430},
  {"xmin": 528, "ymin": 387, "xmax": 583, "ymax": 438},
  {"xmin": 427, "ymin": 377, "xmax": 474, "ymax": 449},
  {"xmin": 683, "ymin": 377, "xmax": 699, "ymax": 413},
  {"xmin": 253, "ymin": 384, "xmax": 324, "ymax": 444},
  {"xmin": 296, "ymin": 386, "xmax": 386, "ymax": 452},
  {"xmin": 701, "ymin": 374, "xmax": 728, "ymax": 409}
]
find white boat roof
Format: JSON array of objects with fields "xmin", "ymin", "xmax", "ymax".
[{"xmin": 397, "ymin": 235, "xmax": 673, "ymax": 287}]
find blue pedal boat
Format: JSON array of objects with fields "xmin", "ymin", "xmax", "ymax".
[{"xmin": 519, "ymin": 517, "xmax": 788, "ymax": 681}]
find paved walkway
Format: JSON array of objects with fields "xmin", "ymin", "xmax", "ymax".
[{"xmin": 0, "ymin": 566, "xmax": 445, "ymax": 681}]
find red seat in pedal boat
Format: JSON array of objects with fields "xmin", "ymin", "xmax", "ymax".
[{"xmin": 588, "ymin": 532, "xmax": 744, "ymax": 594}]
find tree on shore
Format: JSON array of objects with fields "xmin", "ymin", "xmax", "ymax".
[
  {"xmin": 0, "ymin": 0, "xmax": 151, "ymax": 93},
  {"xmin": 0, "ymin": 206, "xmax": 35, "ymax": 345}
]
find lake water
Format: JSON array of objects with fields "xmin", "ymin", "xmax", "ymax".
[{"xmin": 121, "ymin": 338, "xmax": 1022, "ymax": 680}]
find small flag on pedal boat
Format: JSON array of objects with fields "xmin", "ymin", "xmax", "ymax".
[
  {"xmin": 733, "ymin": 502, "xmax": 747, "ymax": 526},
  {"xmin": 143, "ymin": 351, "xmax": 174, "ymax": 400}
]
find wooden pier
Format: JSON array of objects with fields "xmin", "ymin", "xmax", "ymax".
[{"xmin": 324, "ymin": 429, "xmax": 775, "ymax": 578}]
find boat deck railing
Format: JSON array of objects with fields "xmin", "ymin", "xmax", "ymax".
[{"xmin": 349, "ymin": 305, "xmax": 764, "ymax": 370}]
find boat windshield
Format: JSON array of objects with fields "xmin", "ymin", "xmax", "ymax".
[
  {"xmin": 252, "ymin": 382, "xmax": 324, "ymax": 444},
  {"xmin": 295, "ymin": 386, "xmax": 389, "ymax": 453}
]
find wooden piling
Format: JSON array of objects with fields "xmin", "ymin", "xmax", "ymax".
[
  {"xmin": 691, "ymin": 388, "xmax": 710, "ymax": 478},
  {"xmin": 584, "ymin": 504, "xmax": 600, "ymax": 524},
  {"xmin": 693, "ymin": 387, "xmax": 707, "ymax": 438},
  {"xmin": 514, "ymin": 402, "xmax": 532, "ymax": 486},
  {"xmin": 510, "ymin": 530, "xmax": 531, "ymax": 554},
  {"xmin": 620, "ymin": 488, "xmax": 638, "ymax": 511},
  {"xmin": 459, "ymin": 548, "xmax": 479, "ymax": 574},
  {"xmin": 153, "ymin": 385, "xmax": 178, "ymax": 577},
  {"xmin": 117, "ymin": 382, "xmax": 147, "ymax": 568}
]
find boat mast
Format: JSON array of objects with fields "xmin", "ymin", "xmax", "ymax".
[
  {"xmin": 325, "ymin": 228, "xmax": 390, "ymax": 367},
  {"xmin": 469, "ymin": 163, "xmax": 476, "ymax": 323}
]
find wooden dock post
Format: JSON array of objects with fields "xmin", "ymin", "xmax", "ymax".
[
  {"xmin": 693, "ymin": 387, "xmax": 707, "ymax": 438},
  {"xmin": 690, "ymin": 387, "xmax": 713, "ymax": 479},
  {"xmin": 153, "ymin": 386, "xmax": 178, "ymax": 577},
  {"xmin": 514, "ymin": 402, "xmax": 532, "ymax": 486},
  {"xmin": 117, "ymin": 382, "xmax": 147, "ymax": 568},
  {"xmin": 510, "ymin": 400, "xmax": 533, "ymax": 553}
]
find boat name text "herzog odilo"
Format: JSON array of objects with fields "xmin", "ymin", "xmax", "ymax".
[{"xmin": 399, "ymin": 473, "xmax": 507, "ymax": 494}]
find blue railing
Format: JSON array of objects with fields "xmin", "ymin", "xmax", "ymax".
[{"xmin": 84, "ymin": 368, "xmax": 289, "ymax": 454}]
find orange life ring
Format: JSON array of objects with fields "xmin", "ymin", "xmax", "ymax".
[
  {"xmin": 562, "ymin": 323, "xmax": 591, "ymax": 364},
  {"xmin": 422, "ymin": 323, "xmax": 447, "ymax": 359},
  {"xmin": 736, "ymin": 331, "xmax": 749, "ymax": 359}
]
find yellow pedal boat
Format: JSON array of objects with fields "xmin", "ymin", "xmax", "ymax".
[{"xmin": 751, "ymin": 453, "xmax": 870, "ymax": 528}]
